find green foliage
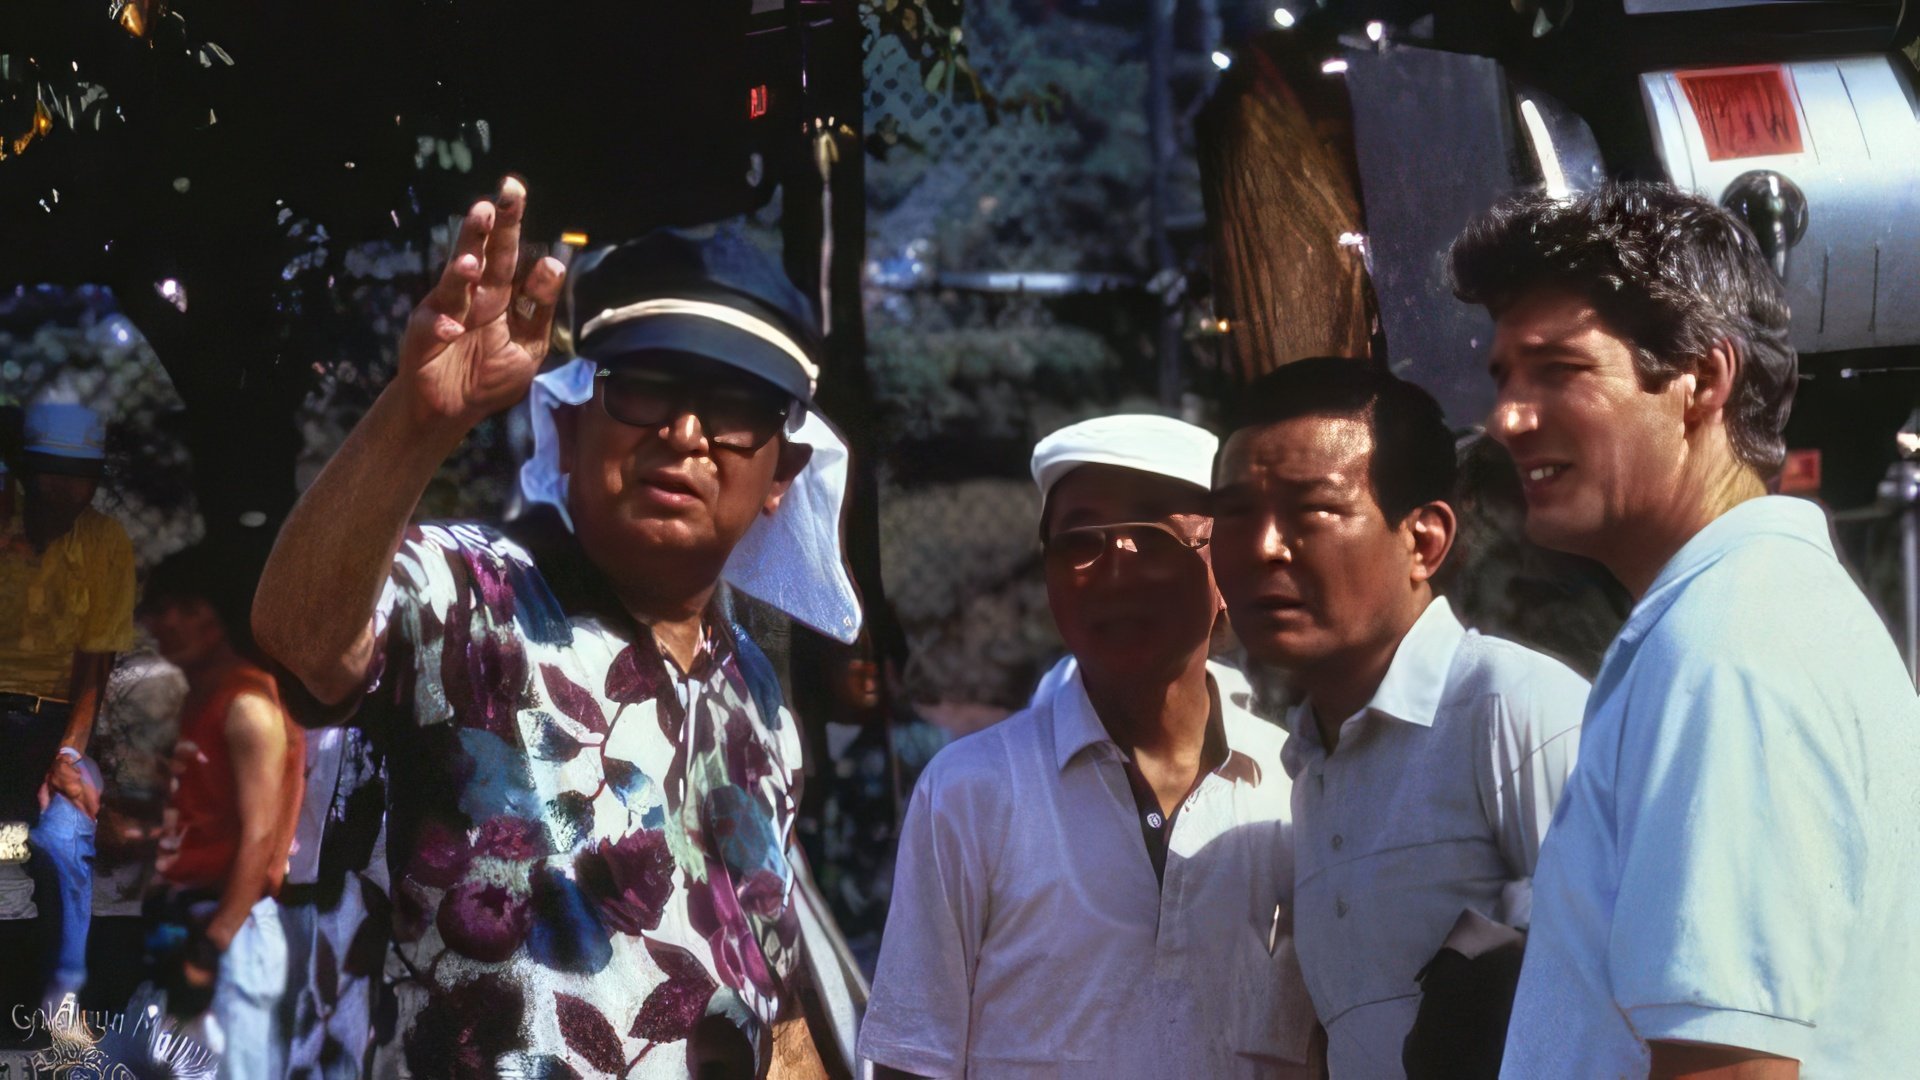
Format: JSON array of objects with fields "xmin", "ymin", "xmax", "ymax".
[
  {"xmin": 863, "ymin": 0, "xmax": 1063, "ymax": 128},
  {"xmin": 867, "ymin": 322, "xmax": 1123, "ymax": 446}
]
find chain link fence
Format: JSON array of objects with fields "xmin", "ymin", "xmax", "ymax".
[
  {"xmin": 0, "ymin": 293, "xmax": 202, "ymax": 568},
  {"xmin": 864, "ymin": 2, "xmax": 1208, "ymax": 711}
]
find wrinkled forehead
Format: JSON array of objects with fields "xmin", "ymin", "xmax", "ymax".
[
  {"xmin": 1218, "ymin": 413, "xmax": 1373, "ymax": 490},
  {"xmin": 1044, "ymin": 463, "xmax": 1209, "ymax": 535}
]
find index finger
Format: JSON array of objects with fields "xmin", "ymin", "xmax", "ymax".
[{"xmin": 421, "ymin": 199, "xmax": 494, "ymax": 324}]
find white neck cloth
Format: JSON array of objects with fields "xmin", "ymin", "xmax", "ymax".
[{"xmin": 518, "ymin": 356, "xmax": 863, "ymax": 644}]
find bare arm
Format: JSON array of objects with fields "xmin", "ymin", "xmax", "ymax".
[
  {"xmin": 200, "ymin": 692, "xmax": 289, "ymax": 953},
  {"xmin": 251, "ymin": 366, "xmax": 467, "ymax": 704},
  {"xmin": 61, "ymin": 649, "xmax": 113, "ymax": 754},
  {"xmin": 1649, "ymin": 1041, "xmax": 1797, "ymax": 1079},
  {"xmin": 253, "ymin": 176, "xmax": 565, "ymax": 704},
  {"xmin": 43, "ymin": 650, "xmax": 114, "ymax": 817}
]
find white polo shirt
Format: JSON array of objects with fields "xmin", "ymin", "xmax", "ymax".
[
  {"xmin": 1502, "ymin": 496, "xmax": 1920, "ymax": 1078},
  {"xmin": 1283, "ymin": 597, "xmax": 1588, "ymax": 1080},
  {"xmin": 859, "ymin": 667, "xmax": 1318, "ymax": 1079}
]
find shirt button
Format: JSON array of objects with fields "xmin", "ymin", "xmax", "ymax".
[
  {"xmin": 1146, "ymin": 812, "xmax": 1164, "ymax": 829},
  {"xmin": 1331, "ymin": 834, "xmax": 1344, "ymax": 851},
  {"xmin": 1335, "ymin": 898, "xmax": 1349, "ymax": 919}
]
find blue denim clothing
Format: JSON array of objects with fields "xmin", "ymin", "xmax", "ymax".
[
  {"xmin": 28, "ymin": 791, "xmax": 96, "ymax": 997},
  {"xmin": 181, "ymin": 897, "xmax": 287, "ymax": 1080}
]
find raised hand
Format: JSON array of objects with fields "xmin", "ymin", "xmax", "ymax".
[{"xmin": 399, "ymin": 176, "xmax": 568, "ymax": 428}]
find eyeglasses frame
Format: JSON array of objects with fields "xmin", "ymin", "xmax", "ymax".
[
  {"xmin": 1043, "ymin": 516, "xmax": 1213, "ymax": 573},
  {"xmin": 592, "ymin": 366, "xmax": 800, "ymax": 453}
]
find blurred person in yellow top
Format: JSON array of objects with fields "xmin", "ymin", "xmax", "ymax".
[{"xmin": 0, "ymin": 400, "xmax": 135, "ymax": 1011}]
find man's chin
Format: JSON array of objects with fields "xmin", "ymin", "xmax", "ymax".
[
  {"xmin": 1237, "ymin": 632, "xmax": 1329, "ymax": 672},
  {"xmin": 1520, "ymin": 508, "xmax": 1602, "ymax": 557},
  {"xmin": 579, "ymin": 512, "xmax": 716, "ymax": 565},
  {"xmin": 1225, "ymin": 609, "xmax": 1324, "ymax": 668},
  {"xmin": 1070, "ymin": 623, "xmax": 1203, "ymax": 672}
]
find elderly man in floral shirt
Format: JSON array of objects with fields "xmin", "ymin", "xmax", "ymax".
[{"xmin": 255, "ymin": 178, "xmax": 862, "ymax": 1078}]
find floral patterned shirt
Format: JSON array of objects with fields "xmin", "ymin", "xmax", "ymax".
[{"xmin": 350, "ymin": 518, "xmax": 804, "ymax": 1078}]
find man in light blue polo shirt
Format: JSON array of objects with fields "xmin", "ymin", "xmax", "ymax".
[{"xmin": 1453, "ymin": 183, "xmax": 1920, "ymax": 1079}]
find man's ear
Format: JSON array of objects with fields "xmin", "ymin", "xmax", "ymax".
[
  {"xmin": 1403, "ymin": 500, "xmax": 1458, "ymax": 585},
  {"xmin": 1685, "ymin": 337, "xmax": 1740, "ymax": 428},
  {"xmin": 554, "ymin": 403, "xmax": 581, "ymax": 478},
  {"xmin": 763, "ymin": 441, "xmax": 814, "ymax": 515}
]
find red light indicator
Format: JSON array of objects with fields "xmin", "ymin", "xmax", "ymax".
[{"xmin": 749, "ymin": 85, "xmax": 769, "ymax": 119}]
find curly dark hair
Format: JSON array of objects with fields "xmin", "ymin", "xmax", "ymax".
[
  {"xmin": 1448, "ymin": 183, "xmax": 1797, "ymax": 477},
  {"xmin": 1221, "ymin": 356, "xmax": 1458, "ymax": 524}
]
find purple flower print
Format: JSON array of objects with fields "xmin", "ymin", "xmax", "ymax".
[
  {"xmin": 403, "ymin": 972, "xmax": 527, "ymax": 1078},
  {"xmin": 629, "ymin": 941, "xmax": 717, "ymax": 1046},
  {"xmin": 437, "ymin": 879, "xmax": 533, "ymax": 963},
  {"xmin": 684, "ymin": 859, "xmax": 774, "ymax": 997},
  {"xmin": 575, "ymin": 827, "xmax": 675, "ymax": 935}
]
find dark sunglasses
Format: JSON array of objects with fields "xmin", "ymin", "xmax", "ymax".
[
  {"xmin": 1044, "ymin": 517, "xmax": 1212, "ymax": 573},
  {"xmin": 595, "ymin": 367, "xmax": 797, "ymax": 452}
]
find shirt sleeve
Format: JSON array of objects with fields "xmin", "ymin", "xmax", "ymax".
[
  {"xmin": 1479, "ymin": 663, "xmax": 1587, "ymax": 927},
  {"xmin": 77, "ymin": 515, "xmax": 136, "ymax": 655},
  {"xmin": 327, "ymin": 525, "xmax": 469, "ymax": 728},
  {"xmin": 1607, "ymin": 658, "xmax": 1863, "ymax": 1062},
  {"xmin": 857, "ymin": 744, "xmax": 1003, "ymax": 1078}
]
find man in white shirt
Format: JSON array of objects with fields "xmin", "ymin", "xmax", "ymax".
[
  {"xmin": 1451, "ymin": 182, "xmax": 1920, "ymax": 1079},
  {"xmin": 860, "ymin": 415, "xmax": 1317, "ymax": 1079},
  {"xmin": 1210, "ymin": 357, "xmax": 1590, "ymax": 1080}
]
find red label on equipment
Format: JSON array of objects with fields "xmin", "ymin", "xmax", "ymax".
[{"xmin": 1677, "ymin": 66, "xmax": 1803, "ymax": 161}]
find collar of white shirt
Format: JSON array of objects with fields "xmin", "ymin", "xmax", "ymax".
[
  {"xmin": 1287, "ymin": 594, "xmax": 1467, "ymax": 746},
  {"xmin": 1051, "ymin": 664, "xmax": 1266, "ymax": 787}
]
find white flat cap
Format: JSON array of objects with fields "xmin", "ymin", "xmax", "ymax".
[{"xmin": 1030, "ymin": 414, "xmax": 1219, "ymax": 504}]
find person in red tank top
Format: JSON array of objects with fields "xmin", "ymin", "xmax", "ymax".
[{"xmin": 140, "ymin": 543, "xmax": 303, "ymax": 1073}]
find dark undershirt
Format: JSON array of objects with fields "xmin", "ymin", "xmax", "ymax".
[{"xmin": 1117, "ymin": 683, "xmax": 1228, "ymax": 885}]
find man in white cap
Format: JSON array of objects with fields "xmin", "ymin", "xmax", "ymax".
[
  {"xmin": 860, "ymin": 414, "xmax": 1317, "ymax": 1079},
  {"xmin": 1, "ymin": 400, "xmax": 130, "ymax": 1011},
  {"xmin": 255, "ymin": 179, "xmax": 858, "ymax": 1077}
]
